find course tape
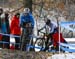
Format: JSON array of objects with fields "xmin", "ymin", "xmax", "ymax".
[
  {"xmin": 60, "ymin": 43, "xmax": 75, "ymax": 47},
  {"xmin": 60, "ymin": 21, "xmax": 75, "ymax": 31},
  {"xmin": 60, "ymin": 46, "xmax": 75, "ymax": 52},
  {"xmin": 60, "ymin": 43, "xmax": 75, "ymax": 52},
  {"xmin": 0, "ymin": 33, "xmax": 41, "ymax": 38},
  {"xmin": 0, "ymin": 41, "xmax": 20, "ymax": 45},
  {"xmin": 27, "ymin": 45, "xmax": 56, "ymax": 52},
  {"xmin": 0, "ymin": 33, "xmax": 20, "ymax": 38},
  {"xmin": 27, "ymin": 44, "xmax": 45, "ymax": 50}
]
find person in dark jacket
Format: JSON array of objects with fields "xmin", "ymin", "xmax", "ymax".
[
  {"xmin": 0, "ymin": 8, "xmax": 3, "ymax": 33},
  {"xmin": 3, "ymin": 10, "xmax": 10, "ymax": 49},
  {"xmin": 0, "ymin": 9, "xmax": 10, "ymax": 49},
  {"xmin": 0, "ymin": 8, "xmax": 3, "ymax": 28},
  {"xmin": 0, "ymin": 8, "xmax": 3, "ymax": 48},
  {"xmin": 5, "ymin": 10, "xmax": 10, "ymax": 34},
  {"xmin": 1, "ymin": 12, "xmax": 9, "ymax": 49}
]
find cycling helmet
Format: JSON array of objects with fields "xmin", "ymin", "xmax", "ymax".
[
  {"xmin": 46, "ymin": 19, "xmax": 51, "ymax": 25},
  {"xmin": 23, "ymin": 8, "xmax": 30, "ymax": 13}
]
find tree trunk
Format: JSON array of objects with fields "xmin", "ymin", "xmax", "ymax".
[{"xmin": 23, "ymin": 0, "xmax": 32, "ymax": 13}]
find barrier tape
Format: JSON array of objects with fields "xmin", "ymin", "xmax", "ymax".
[
  {"xmin": 0, "ymin": 33, "xmax": 20, "ymax": 38},
  {"xmin": 59, "ymin": 43, "xmax": 75, "ymax": 52},
  {"xmin": 59, "ymin": 43, "xmax": 75, "ymax": 47},
  {"xmin": 0, "ymin": 41, "xmax": 20, "ymax": 45},
  {"xmin": 27, "ymin": 45, "xmax": 56, "ymax": 52},
  {"xmin": 0, "ymin": 33, "xmax": 41, "ymax": 38},
  {"xmin": 60, "ymin": 46, "xmax": 75, "ymax": 52},
  {"xmin": 60, "ymin": 22, "xmax": 75, "ymax": 31},
  {"xmin": 27, "ymin": 44, "xmax": 45, "ymax": 50}
]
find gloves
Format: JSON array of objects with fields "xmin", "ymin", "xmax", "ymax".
[{"xmin": 54, "ymin": 46, "xmax": 56, "ymax": 49}]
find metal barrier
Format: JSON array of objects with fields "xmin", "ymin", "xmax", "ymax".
[
  {"xmin": 0, "ymin": 33, "xmax": 43, "ymax": 50},
  {"xmin": 0, "ymin": 33, "xmax": 21, "ymax": 49},
  {"xmin": 1, "ymin": 33, "xmax": 75, "ymax": 52}
]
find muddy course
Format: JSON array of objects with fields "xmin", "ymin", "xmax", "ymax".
[{"xmin": 0, "ymin": 49, "xmax": 53, "ymax": 59}]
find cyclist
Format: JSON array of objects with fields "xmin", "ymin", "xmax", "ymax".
[
  {"xmin": 20, "ymin": 8, "xmax": 35, "ymax": 51},
  {"xmin": 38, "ymin": 18, "xmax": 57, "ymax": 51}
]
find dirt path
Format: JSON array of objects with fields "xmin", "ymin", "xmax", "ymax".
[{"xmin": 0, "ymin": 49, "xmax": 53, "ymax": 59}]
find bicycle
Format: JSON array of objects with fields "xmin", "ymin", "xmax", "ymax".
[
  {"xmin": 34, "ymin": 31, "xmax": 53, "ymax": 52},
  {"xmin": 20, "ymin": 22, "xmax": 34, "ymax": 51}
]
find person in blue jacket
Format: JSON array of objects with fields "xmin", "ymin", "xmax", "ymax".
[
  {"xmin": 20, "ymin": 8, "xmax": 35, "ymax": 51},
  {"xmin": 20, "ymin": 8, "xmax": 34, "ymax": 28}
]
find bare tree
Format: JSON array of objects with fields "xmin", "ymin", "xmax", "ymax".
[{"xmin": 23, "ymin": 0, "xmax": 32, "ymax": 13}]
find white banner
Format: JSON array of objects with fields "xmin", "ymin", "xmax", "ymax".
[{"xmin": 60, "ymin": 22, "xmax": 75, "ymax": 31}]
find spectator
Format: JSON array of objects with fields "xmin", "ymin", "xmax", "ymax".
[
  {"xmin": 10, "ymin": 13, "xmax": 21, "ymax": 50},
  {"xmin": 0, "ymin": 8, "xmax": 3, "ymax": 48},
  {"xmin": 1, "ymin": 10, "xmax": 10, "ymax": 49},
  {"xmin": 2, "ymin": 9, "xmax": 10, "ymax": 49},
  {"xmin": 4, "ymin": 9, "xmax": 10, "ymax": 35}
]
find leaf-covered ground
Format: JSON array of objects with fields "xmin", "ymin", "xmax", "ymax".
[
  {"xmin": 0, "ymin": 49, "xmax": 75, "ymax": 59},
  {"xmin": 0, "ymin": 49, "xmax": 53, "ymax": 59}
]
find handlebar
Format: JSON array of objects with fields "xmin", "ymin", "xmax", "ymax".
[
  {"xmin": 21, "ymin": 22, "xmax": 33, "ymax": 28},
  {"xmin": 38, "ymin": 30, "xmax": 49, "ymax": 35}
]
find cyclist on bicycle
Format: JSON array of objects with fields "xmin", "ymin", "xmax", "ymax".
[
  {"xmin": 38, "ymin": 18, "xmax": 58, "ymax": 51},
  {"xmin": 20, "ymin": 8, "xmax": 35, "ymax": 51}
]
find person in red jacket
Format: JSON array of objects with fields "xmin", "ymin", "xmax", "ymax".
[{"xmin": 10, "ymin": 13, "xmax": 21, "ymax": 50}]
